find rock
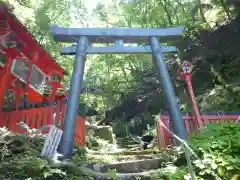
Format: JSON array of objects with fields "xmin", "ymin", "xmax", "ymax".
[
  {"xmin": 92, "ymin": 158, "xmax": 165, "ymax": 173},
  {"xmin": 173, "ymin": 151, "xmax": 187, "ymax": 166},
  {"xmin": 92, "ymin": 126, "xmax": 115, "ymax": 144}
]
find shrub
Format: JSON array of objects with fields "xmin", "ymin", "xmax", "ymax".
[{"xmin": 189, "ymin": 123, "xmax": 240, "ymax": 179}]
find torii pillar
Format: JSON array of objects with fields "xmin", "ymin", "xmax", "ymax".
[{"xmin": 51, "ymin": 26, "xmax": 188, "ymax": 158}]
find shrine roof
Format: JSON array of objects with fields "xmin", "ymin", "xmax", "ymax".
[{"xmin": 0, "ymin": 3, "xmax": 66, "ymax": 76}]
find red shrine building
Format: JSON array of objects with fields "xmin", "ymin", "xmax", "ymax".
[
  {"xmin": 0, "ymin": 3, "xmax": 85, "ymax": 145},
  {"xmin": 0, "ymin": 4, "xmax": 66, "ymax": 109}
]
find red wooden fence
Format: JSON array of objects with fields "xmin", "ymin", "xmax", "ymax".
[
  {"xmin": 0, "ymin": 100, "xmax": 86, "ymax": 146},
  {"xmin": 156, "ymin": 113, "xmax": 240, "ymax": 150}
]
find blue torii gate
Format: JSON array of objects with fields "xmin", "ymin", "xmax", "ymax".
[{"xmin": 51, "ymin": 26, "xmax": 188, "ymax": 158}]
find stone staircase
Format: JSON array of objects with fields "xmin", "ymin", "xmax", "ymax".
[
  {"xmin": 116, "ymin": 137, "xmax": 139, "ymax": 149},
  {"xmin": 86, "ymin": 137, "xmax": 177, "ymax": 179}
]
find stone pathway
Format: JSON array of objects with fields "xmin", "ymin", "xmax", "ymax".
[{"xmin": 86, "ymin": 137, "xmax": 176, "ymax": 179}]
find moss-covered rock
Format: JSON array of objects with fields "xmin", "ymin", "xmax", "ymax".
[{"xmin": 93, "ymin": 126, "xmax": 114, "ymax": 144}]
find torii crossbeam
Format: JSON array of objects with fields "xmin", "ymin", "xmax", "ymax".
[{"xmin": 51, "ymin": 25, "xmax": 188, "ymax": 158}]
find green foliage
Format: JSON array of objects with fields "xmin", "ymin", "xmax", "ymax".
[
  {"xmin": 162, "ymin": 167, "xmax": 189, "ymax": 180},
  {"xmin": 0, "ymin": 154, "xmax": 67, "ymax": 179},
  {"xmin": 3, "ymin": 0, "xmax": 240, "ymax": 179},
  {"xmin": 4, "ymin": 0, "xmax": 240, "ymax": 136},
  {"xmin": 83, "ymin": 0, "xmax": 240, "ymax": 130},
  {"xmin": 0, "ymin": 127, "xmax": 61, "ymax": 179},
  {"xmin": 189, "ymin": 123, "xmax": 240, "ymax": 179},
  {"xmin": 0, "ymin": 126, "xmax": 94, "ymax": 180}
]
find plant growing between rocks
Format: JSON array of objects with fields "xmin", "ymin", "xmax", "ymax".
[{"xmin": 0, "ymin": 123, "xmax": 117, "ymax": 180}]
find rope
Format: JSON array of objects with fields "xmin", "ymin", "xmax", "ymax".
[{"xmin": 155, "ymin": 115, "xmax": 222, "ymax": 180}]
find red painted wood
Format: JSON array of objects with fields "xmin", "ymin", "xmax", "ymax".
[
  {"xmin": 0, "ymin": 5, "xmax": 85, "ymax": 145},
  {"xmin": 47, "ymin": 105, "xmax": 54, "ymax": 125},
  {"xmin": 185, "ymin": 75, "xmax": 204, "ymax": 127},
  {"xmin": 55, "ymin": 100, "xmax": 61, "ymax": 128},
  {"xmin": 25, "ymin": 111, "xmax": 31, "ymax": 126},
  {"xmin": 0, "ymin": 56, "xmax": 13, "ymax": 110},
  {"xmin": 0, "ymin": 5, "xmax": 66, "ymax": 107},
  {"xmin": 30, "ymin": 110, "xmax": 37, "ymax": 129},
  {"xmin": 10, "ymin": 112, "xmax": 17, "ymax": 130},
  {"xmin": 184, "ymin": 118, "xmax": 191, "ymax": 135},
  {"xmin": 0, "ymin": 5, "xmax": 64, "ymax": 75},
  {"xmin": 42, "ymin": 108, "xmax": 49, "ymax": 126},
  {"xmin": 157, "ymin": 115, "xmax": 240, "ymax": 148},
  {"xmin": 75, "ymin": 116, "xmax": 86, "ymax": 145},
  {"xmin": 36, "ymin": 111, "xmax": 42, "ymax": 129},
  {"xmin": 0, "ymin": 100, "xmax": 86, "ymax": 146},
  {"xmin": 162, "ymin": 115, "xmax": 240, "ymax": 121},
  {"xmin": 59, "ymin": 104, "xmax": 67, "ymax": 129}
]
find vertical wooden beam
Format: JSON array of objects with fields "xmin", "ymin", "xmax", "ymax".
[
  {"xmin": 185, "ymin": 75, "xmax": 203, "ymax": 127},
  {"xmin": 26, "ymin": 62, "xmax": 32, "ymax": 87},
  {"xmin": 0, "ymin": 56, "xmax": 12, "ymax": 111},
  {"xmin": 15, "ymin": 93, "xmax": 21, "ymax": 111},
  {"xmin": 156, "ymin": 118, "xmax": 165, "ymax": 150},
  {"xmin": 47, "ymin": 82, "xmax": 58, "ymax": 125}
]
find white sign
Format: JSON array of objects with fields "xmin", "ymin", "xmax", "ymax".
[{"xmin": 41, "ymin": 125, "xmax": 63, "ymax": 159}]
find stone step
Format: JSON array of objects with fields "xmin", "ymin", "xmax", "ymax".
[
  {"xmin": 115, "ymin": 164, "xmax": 177, "ymax": 180},
  {"xmin": 117, "ymin": 140, "xmax": 137, "ymax": 144},
  {"xmin": 116, "ymin": 137, "xmax": 135, "ymax": 141},
  {"xmin": 89, "ymin": 158, "xmax": 166, "ymax": 173},
  {"xmin": 117, "ymin": 144, "xmax": 139, "ymax": 148},
  {"xmin": 116, "ymin": 140, "xmax": 135, "ymax": 145},
  {"xmin": 83, "ymin": 164, "xmax": 177, "ymax": 180},
  {"xmin": 117, "ymin": 143, "xmax": 138, "ymax": 147},
  {"xmin": 88, "ymin": 154, "xmax": 159, "ymax": 162},
  {"xmin": 114, "ymin": 154, "xmax": 159, "ymax": 162},
  {"xmin": 91, "ymin": 150, "xmax": 160, "ymax": 156},
  {"xmin": 117, "ymin": 139, "xmax": 137, "ymax": 142},
  {"xmin": 115, "ymin": 169, "xmax": 161, "ymax": 180}
]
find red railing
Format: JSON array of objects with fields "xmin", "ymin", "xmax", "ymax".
[
  {"xmin": 0, "ymin": 100, "xmax": 86, "ymax": 146},
  {"xmin": 156, "ymin": 113, "xmax": 240, "ymax": 149}
]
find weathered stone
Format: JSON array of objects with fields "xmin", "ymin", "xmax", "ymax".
[
  {"xmin": 98, "ymin": 158, "xmax": 164, "ymax": 173},
  {"xmin": 92, "ymin": 126, "xmax": 114, "ymax": 144}
]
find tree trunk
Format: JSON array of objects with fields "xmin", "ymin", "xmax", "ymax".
[
  {"xmin": 206, "ymin": 61, "xmax": 240, "ymax": 101},
  {"xmin": 197, "ymin": 0, "xmax": 207, "ymax": 23},
  {"xmin": 158, "ymin": 0, "xmax": 173, "ymax": 26},
  {"xmin": 219, "ymin": 0, "xmax": 232, "ymax": 20}
]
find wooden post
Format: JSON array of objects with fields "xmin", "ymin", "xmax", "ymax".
[
  {"xmin": 180, "ymin": 61, "xmax": 203, "ymax": 128},
  {"xmin": 15, "ymin": 93, "xmax": 21, "ymax": 111},
  {"xmin": 0, "ymin": 57, "xmax": 12, "ymax": 111},
  {"xmin": 156, "ymin": 117, "xmax": 166, "ymax": 150},
  {"xmin": 26, "ymin": 62, "xmax": 32, "ymax": 86},
  {"xmin": 47, "ymin": 81, "xmax": 58, "ymax": 125}
]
